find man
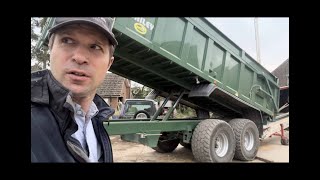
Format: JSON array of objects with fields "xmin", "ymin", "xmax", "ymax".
[{"xmin": 31, "ymin": 17, "xmax": 118, "ymax": 162}]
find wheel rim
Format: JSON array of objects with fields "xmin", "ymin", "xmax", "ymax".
[
  {"xmin": 244, "ymin": 129, "xmax": 254, "ymax": 151},
  {"xmin": 215, "ymin": 133, "xmax": 229, "ymax": 157},
  {"xmin": 136, "ymin": 113, "xmax": 148, "ymax": 119}
]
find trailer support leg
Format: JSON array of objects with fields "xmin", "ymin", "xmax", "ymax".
[
  {"xmin": 162, "ymin": 89, "xmax": 185, "ymax": 121},
  {"xmin": 151, "ymin": 92, "xmax": 174, "ymax": 121}
]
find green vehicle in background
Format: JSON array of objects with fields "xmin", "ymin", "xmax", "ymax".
[
  {"xmin": 119, "ymin": 99, "xmax": 159, "ymax": 119},
  {"xmin": 118, "ymin": 98, "xmax": 174, "ymax": 120},
  {"xmin": 36, "ymin": 17, "xmax": 289, "ymax": 162}
]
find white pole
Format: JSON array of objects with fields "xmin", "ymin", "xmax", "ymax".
[{"xmin": 254, "ymin": 17, "xmax": 261, "ymax": 64}]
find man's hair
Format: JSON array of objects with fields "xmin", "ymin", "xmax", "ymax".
[{"xmin": 48, "ymin": 33, "xmax": 115, "ymax": 58}]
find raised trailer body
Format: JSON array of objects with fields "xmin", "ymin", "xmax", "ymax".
[{"xmin": 111, "ymin": 17, "xmax": 279, "ymax": 119}]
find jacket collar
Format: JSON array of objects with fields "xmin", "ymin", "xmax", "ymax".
[{"xmin": 31, "ymin": 69, "xmax": 115, "ymax": 123}]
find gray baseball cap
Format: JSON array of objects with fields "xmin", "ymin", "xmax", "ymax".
[{"xmin": 48, "ymin": 17, "xmax": 118, "ymax": 46}]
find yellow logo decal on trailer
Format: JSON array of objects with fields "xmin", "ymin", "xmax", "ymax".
[
  {"xmin": 134, "ymin": 23, "xmax": 147, "ymax": 35},
  {"xmin": 133, "ymin": 18, "xmax": 154, "ymax": 35}
]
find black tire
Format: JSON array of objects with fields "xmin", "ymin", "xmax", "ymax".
[
  {"xmin": 180, "ymin": 140, "xmax": 191, "ymax": 149},
  {"xmin": 133, "ymin": 110, "xmax": 150, "ymax": 119},
  {"xmin": 191, "ymin": 119, "xmax": 236, "ymax": 162},
  {"xmin": 152, "ymin": 134, "xmax": 180, "ymax": 153},
  {"xmin": 281, "ymin": 137, "xmax": 289, "ymax": 145},
  {"xmin": 229, "ymin": 118, "xmax": 260, "ymax": 161}
]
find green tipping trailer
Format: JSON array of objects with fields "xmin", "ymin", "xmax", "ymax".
[{"xmin": 35, "ymin": 17, "xmax": 287, "ymax": 162}]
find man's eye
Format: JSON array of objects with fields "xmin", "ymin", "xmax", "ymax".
[
  {"xmin": 90, "ymin": 44, "xmax": 102, "ymax": 50},
  {"xmin": 61, "ymin": 38, "xmax": 74, "ymax": 44}
]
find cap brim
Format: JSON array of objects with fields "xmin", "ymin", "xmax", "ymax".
[{"xmin": 49, "ymin": 19, "xmax": 118, "ymax": 46}]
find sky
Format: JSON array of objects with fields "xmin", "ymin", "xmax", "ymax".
[{"xmin": 206, "ymin": 17, "xmax": 289, "ymax": 72}]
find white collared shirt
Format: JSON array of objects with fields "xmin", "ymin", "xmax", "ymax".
[{"xmin": 66, "ymin": 95, "xmax": 101, "ymax": 162}]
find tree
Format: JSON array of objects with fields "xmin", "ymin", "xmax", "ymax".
[
  {"xmin": 31, "ymin": 17, "xmax": 50, "ymax": 70},
  {"xmin": 131, "ymin": 86, "xmax": 152, "ymax": 99}
]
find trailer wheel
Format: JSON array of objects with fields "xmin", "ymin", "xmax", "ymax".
[
  {"xmin": 133, "ymin": 110, "xmax": 150, "ymax": 119},
  {"xmin": 152, "ymin": 135, "xmax": 180, "ymax": 153},
  {"xmin": 191, "ymin": 119, "xmax": 235, "ymax": 162},
  {"xmin": 229, "ymin": 118, "xmax": 260, "ymax": 161},
  {"xmin": 281, "ymin": 137, "xmax": 289, "ymax": 145}
]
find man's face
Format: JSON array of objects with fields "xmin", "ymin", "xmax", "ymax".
[{"xmin": 50, "ymin": 24, "xmax": 114, "ymax": 98}]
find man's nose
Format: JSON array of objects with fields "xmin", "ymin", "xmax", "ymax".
[{"xmin": 72, "ymin": 45, "xmax": 89, "ymax": 64}]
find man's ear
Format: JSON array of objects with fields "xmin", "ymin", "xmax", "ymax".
[{"xmin": 107, "ymin": 56, "xmax": 114, "ymax": 70}]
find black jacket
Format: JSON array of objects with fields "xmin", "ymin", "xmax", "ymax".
[{"xmin": 31, "ymin": 70, "xmax": 114, "ymax": 162}]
